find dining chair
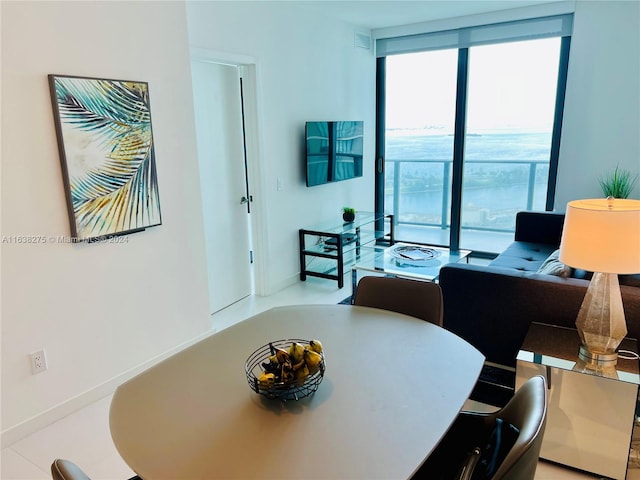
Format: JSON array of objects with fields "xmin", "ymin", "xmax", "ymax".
[
  {"xmin": 51, "ymin": 459, "xmax": 91, "ymax": 480},
  {"xmin": 50, "ymin": 458, "xmax": 141, "ymax": 480},
  {"xmin": 412, "ymin": 375, "xmax": 548, "ymax": 480},
  {"xmin": 352, "ymin": 276, "xmax": 444, "ymax": 326}
]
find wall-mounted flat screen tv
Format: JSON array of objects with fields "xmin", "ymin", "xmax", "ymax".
[{"xmin": 305, "ymin": 121, "xmax": 363, "ymax": 187}]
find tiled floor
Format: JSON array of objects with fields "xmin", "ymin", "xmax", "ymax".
[{"xmin": 0, "ymin": 276, "xmax": 633, "ymax": 479}]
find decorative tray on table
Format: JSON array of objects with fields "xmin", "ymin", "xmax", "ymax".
[{"xmin": 388, "ymin": 244, "xmax": 442, "ymax": 266}]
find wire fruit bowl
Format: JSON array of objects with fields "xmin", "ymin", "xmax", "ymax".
[{"xmin": 245, "ymin": 339, "xmax": 326, "ymax": 401}]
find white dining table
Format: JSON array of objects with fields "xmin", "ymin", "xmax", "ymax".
[{"xmin": 109, "ymin": 304, "xmax": 484, "ymax": 479}]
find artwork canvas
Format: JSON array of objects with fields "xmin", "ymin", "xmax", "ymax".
[{"xmin": 48, "ymin": 74, "xmax": 162, "ymax": 242}]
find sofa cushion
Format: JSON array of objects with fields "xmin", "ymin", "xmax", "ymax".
[
  {"xmin": 536, "ymin": 249, "xmax": 571, "ymax": 277},
  {"xmin": 571, "ymin": 268, "xmax": 593, "ymax": 280},
  {"xmin": 621, "ymin": 274, "xmax": 640, "ymax": 288},
  {"xmin": 567, "ymin": 269, "xmax": 639, "ymax": 286},
  {"xmin": 489, "ymin": 242, "xmax": 557, "ymax": 272},
  {"xmin": 514, "ymin": 211, "xmax": 565, "ymax": 245}
]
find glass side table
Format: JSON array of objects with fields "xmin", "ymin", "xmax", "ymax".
[{"xmin": 516, "ymin": 322, "xmax": 639, "ymax": 480}]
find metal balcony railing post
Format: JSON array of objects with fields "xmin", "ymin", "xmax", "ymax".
[
  {"xmin": 393, "ymin": 160, "xmax": 400, "ymax": 222},
  {"xmin": 527, "ymin": 162, "xmax": 536, "ymax": 211},
  {"xmin": 441, "ymin": 161, "xmax": 449, "ymax": 229}
]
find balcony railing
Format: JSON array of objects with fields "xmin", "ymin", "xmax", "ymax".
[{"xmin": 385, "ymin": 158, "xmax": 549, "ymax": 238}]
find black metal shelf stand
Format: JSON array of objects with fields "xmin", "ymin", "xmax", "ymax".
[{"xmin": 299, "ymin": 212, "xmax": 393, "ymax": 288}]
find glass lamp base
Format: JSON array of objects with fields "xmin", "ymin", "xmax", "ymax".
[
  {"xmin": 578, "ymin": 343, "xmax": 618, "ymax": 367},
  {"xmin": 574, "ymin": 344, "xmax": 619, "ymax": 378},
  {"xmin": 575, "ymin": 272, "xmax": 627, "ymax": 355}
]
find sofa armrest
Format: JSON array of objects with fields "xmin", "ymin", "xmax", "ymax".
[
  {"xmin": 440, "ymin": 263, "xmax": 640, "ymax": 368},
  {"xmin": 514, "ymin": 211, "xmax": 565, "ymax": 246},
  {"xmin": 440, "ymin": 263, "xmax": 587, "ymax": 368}
]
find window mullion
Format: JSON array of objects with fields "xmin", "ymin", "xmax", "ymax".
[
  {"xmin": 375, "ymin": 57, "xmax": 386, "ymax": 231},
  {"xmin": 546, "ymin": 35, "xmax": 571, "ymax": 211},
  {"xmin": 450, "ymin": 47, "xmax": 469, "ymax": 251}
]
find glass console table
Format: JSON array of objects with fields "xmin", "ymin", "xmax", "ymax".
[
  {"xmin": 516, "ymin": 322, "xmax": 639, "ymax": 479},
  {"xmin": 299, "ymin": 212, "xmax": 393, "ymax": 288}
]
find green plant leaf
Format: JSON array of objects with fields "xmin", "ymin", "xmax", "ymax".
[{"xmin": 599, "ymin": 165, "xmax": 639, "ymax": 199}]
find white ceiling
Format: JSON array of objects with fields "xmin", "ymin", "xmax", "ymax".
[{"xmin": 294, "ymin": 0, "xmax": 564, "ymax": 30}]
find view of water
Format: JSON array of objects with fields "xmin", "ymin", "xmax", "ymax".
[
  {"xmin": 384, "ymin": 131, "xmax": 552, "ymax": 232},
  {"xmin": 386, "ymin": 130, "xmax": 551, "ymax": 160}
]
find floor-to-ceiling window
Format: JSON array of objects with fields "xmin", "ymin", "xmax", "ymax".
[
  {"xmin": 376, "ymin": 15, "xmax": 572, "ymax": 254},
  {"xmin": 384, "ymin": 49, "xmax": 458, "ymax": 247}
]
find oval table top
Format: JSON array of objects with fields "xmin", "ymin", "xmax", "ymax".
[{"xmin": 109, "ymin": 304, "xmax": 484, "ymax": 479}]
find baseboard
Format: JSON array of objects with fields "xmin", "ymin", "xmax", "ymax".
[
  {"xmin": 1, "ymin": 328, "xmax": 215, "ymax": 448},
  {"xmin": 268, "ymin": 273, "xmax": 301, "ymax": 297}
]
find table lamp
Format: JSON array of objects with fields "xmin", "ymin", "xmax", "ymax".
[{"xmin": 559, "ymin": 197, "xmax": 640, "ymax": 367}]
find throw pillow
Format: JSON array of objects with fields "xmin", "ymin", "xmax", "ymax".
[{"xmin": 536, "ymin": 249, "xmax": 571, "ymax": 277}]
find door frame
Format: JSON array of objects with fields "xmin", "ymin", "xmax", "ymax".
[{"xmin": 190, "ymin": 47, "xmax": 268, "ymax": 297}]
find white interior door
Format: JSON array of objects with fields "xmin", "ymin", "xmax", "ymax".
[{"xmin": 191, "ymin": 60, "xmax": 253, "ymax": 314}]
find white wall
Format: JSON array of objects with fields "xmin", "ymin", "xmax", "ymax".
[
  {"xmin": 186, "ymin": 1, "xmax": 377, "ymax": 295},
  {"xmin": 1, "ymin": 0, "xmax": 377, "ymax": 445},
  {"xmin": 1, "ymin": 1, "xmax": 211, "ymax": 443},
  {"xmin": 555, "ymin": 0, "xmax": 640, "ymax": 209}
]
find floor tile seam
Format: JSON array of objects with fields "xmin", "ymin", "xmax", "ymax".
[{"xmin": 5, "ymin": 446, "xmax": 50, "ymax": 477}]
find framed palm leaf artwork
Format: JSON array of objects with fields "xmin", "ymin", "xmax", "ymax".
[{"xmin": 48, "ymin": 74, "xmax": 162, "ymax": 242}]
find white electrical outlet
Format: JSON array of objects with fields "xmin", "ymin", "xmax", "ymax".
[{"xmin": 30, "ymin": 349, "xmax": 47, "ymax": 374}]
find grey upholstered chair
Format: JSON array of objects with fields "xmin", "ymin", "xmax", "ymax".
[
  {"xmin": 352, "ymin": 275, "xmax": 444, "ymax": 326},
  {"xmin": 51, "ymin": 458, "xmax": 141, "ymax": 480},
  {"xmin": 51, "ymin": 459, "xmax": 91, "ymax": 480},
  {"xmin": 412, "ymin": 375, "xmax": 548, "ymax": 480}
]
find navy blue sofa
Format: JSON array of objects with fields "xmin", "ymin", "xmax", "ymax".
[{"xmin": 439, "ymin": 211, "xmax": 640, "ymax": 371}]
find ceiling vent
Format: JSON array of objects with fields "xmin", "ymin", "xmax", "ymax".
[{"xmin": 354, "ymin": 31, "xmax": 371, "ymax": 50}]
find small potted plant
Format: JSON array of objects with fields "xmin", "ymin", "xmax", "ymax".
[
  {"xmin": 342, "ymin": 207, "xmax": 356, "ymax": 223},
  {"xmin": 599, "ymin": 165, "xmax": 639, "ymax": 199}
]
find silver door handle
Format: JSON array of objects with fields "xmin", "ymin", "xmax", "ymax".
[{"xmin": 240, "ymin": 195, "xmax": 253, "ymax": 205}]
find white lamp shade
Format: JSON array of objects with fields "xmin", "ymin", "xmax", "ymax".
[{"xmin": 559, "ymin": 198, "xmax": 640, "ymax": 274}]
